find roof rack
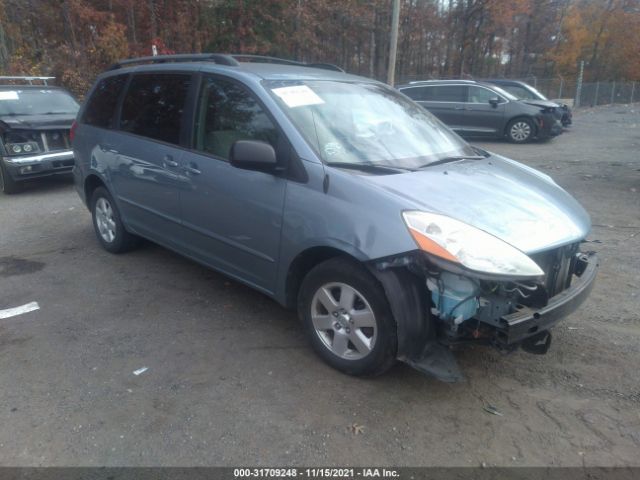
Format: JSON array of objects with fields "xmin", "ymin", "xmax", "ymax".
[
  {"xmin": 408, "ymin": 78, "xmax": 477, "ymax": 85},
  {"xmin": 230, "ymin": 54, "xmax": 344, "ymax": 72},
  {"xmin": 0, "ymin": 76, "xmax": 56, "ymax": 86},
  {"xmin": 230, "ymin": 54, "xmax": 302, "ymax": 66},
  {"xmin": 108, "ymin": 53, "xmax": 345, "ymax": 73},
  {"xmin": 109, "ymin": 53, "xmax": 239, "ymax": 70}
]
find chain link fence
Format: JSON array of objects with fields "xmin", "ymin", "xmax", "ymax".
[
  {"xmin": 397, "ymin": 73, "xmax": 638, "ymax": 108},
  {"xmin": 513, "ymin": 76, "xmax": 638, "ymax": 107}
]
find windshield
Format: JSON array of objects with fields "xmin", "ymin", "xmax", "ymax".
[
  {"xmin": 266, "ymin": 80, "xmax": 478, "ymax": 169},
  {"xmin": 525, "ymin": 85, "xmax": 548, "ymax": 100},
  {"xmin": 489, "ymin": 85, "xmax": 519, "ymax": 101},
  {"xmin": 0, "ymin": 89, "xmax": 79, "ymax": 116},
  {"xmin": 501, "ymin": 84, "xmax": 547, "ymax": 101}
]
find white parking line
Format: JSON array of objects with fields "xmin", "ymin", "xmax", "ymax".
[{"xmin": 0, "ymin": 302, "xmax": 40, "ymax": 320}]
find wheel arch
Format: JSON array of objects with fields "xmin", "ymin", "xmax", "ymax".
[
  {"xmin": 283, "ymin": 246, "xmax": 363, "ymax": 309},
  {"xmin": 365, "ymin": 265, "xmax": 432, "ymax": 361},
  {"xmin": 84, "ymin": 173, "xmax": 107, "ymax": 208}
]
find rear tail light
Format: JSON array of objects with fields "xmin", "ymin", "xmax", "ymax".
[{"xmin": 70, "ymin": 121, "xmax": 77, "ymax": 144}]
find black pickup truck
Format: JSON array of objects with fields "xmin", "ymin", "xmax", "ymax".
[{"xmin": 0, "ymin": 77, "xmax": 79, "ymax": 194}]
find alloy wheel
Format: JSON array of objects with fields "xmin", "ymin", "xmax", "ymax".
[
  {"xmin": 95, "ymin": 197, "xmax": 117, "ymax": 243},
  {"xmin": 310, "ymin": 282, "xmax": 377, "ymax": 360},
  {"xmin": 510, "ymin": 121, "xmax": 532, "ymax": 141}
]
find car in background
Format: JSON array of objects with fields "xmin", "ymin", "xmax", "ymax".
[
  {"xmin": 72, "ymin": 54, "xmax": 597, "ymax": 382},
  {"xmin": 485, "ymin": 78, "xmax": 572, "ymax": 127},
  {"xmin": 397, "ymin": 80, "xmax": 563, "ymax": 143},
  {"xmin": 0, "ymin": 77, "xmax": 79, "ymax": 194}
]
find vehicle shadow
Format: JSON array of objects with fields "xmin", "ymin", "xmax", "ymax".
[{"xmin": 16, "ymin": 174, "xmax": 75, "ymax": 195}]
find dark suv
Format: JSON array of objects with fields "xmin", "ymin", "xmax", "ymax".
[
  {"xmin": 485, "ymin": 79, "xmax": 573, "ymax": 127},
  {"xmin": 72, "ymin": 55, "xmax": 596, "ymax": 382},
  {"xmin": 397, "ymin": 80, "xmax": 563, "ymax": 143},
  {"xmin": 0, "ymin": 77, "xmax": 79, "ymax": 193}
]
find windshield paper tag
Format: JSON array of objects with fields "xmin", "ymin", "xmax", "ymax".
[
  {"xmin": 272, "ymin": 85, "xmax": 324, "ymax": 108},
  {"xmin": 0, "ymin": 91, "xmax": 19, "ymax": 100}
]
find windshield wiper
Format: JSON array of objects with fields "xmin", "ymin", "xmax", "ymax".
[
  {"xmin": 417, "ymin": 155, "xmax": 486, "ymax": 169},
  {"xmin": 325, "ymin": 162, "xmax": 413, "ymax": 174},
  {"xmin": 471, "ymin": 145, "xmax": 491, "ymax": 157}
]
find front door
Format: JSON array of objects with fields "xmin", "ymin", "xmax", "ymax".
[
  {"xmin": 179, "ymin": 75, "xmax": 287, "ymax": 293},
  {"xmin": 460, "ymin": 85, "xmax": 506, "ymax": 136}
]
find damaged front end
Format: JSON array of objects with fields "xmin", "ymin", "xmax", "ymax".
[{"xmin": 370, "ymin": 237, "xmax": 598, "ymax": 383}]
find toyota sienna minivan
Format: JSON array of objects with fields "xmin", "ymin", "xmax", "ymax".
[{"xmin": 72, "ymin": 54, "xmax": 597, "ymax": 382}]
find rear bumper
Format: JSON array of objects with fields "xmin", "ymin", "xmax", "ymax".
[
  {"xmin": 1, "ymin": 150, "xmax": 74, "ymax": 181},
  {"xmin": 496, "ymin": 253, "xmax": 598, "ymax": 345}
]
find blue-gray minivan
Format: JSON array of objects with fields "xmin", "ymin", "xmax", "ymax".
[{"xmin": 72, "ymin": 54, "xmax": 597, "ymax": 381}]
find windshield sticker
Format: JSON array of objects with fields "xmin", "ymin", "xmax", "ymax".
[
  {"xmin": 0, "ymin": 91, "xmax": 19, "ymax": 101},
  {"xmin": 272, "ymin": 85, "xmax": 324, "ymax": 108}
]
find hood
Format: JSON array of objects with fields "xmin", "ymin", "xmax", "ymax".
[
  {"xmin": 363, "ymin": 155, "xmax": 590, "ymax": 254},
  {"xmin": 0, "ymin": 113, "xmax": 76, "ymax": 131},
  {"xmin": 522, "ymin": 99, "xmax": 559, "ymax": 109}
]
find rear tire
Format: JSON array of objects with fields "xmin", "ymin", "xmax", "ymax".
[
  {"xmin": 90, "ymin": 186, "xmax": 140, "ymax": 253},
  {"xmin": 507, "ymin": 117, "xmax": 535, "ymax": 143},
  {"xmin": 298, "ymin": 257, "xmax": 397, "ymax": 376},
  {"xmin": 0, "ymin": 161, "xmax": 22, "ymax": 194}
]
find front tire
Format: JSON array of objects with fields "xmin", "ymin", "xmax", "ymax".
[
  {"xmin": 298, "ymin": 257, "xmax": 397, "ymax": 376},
  {"xmin": 0, "ymin": 161, "xmax": 22, "ymax": 194},
  {"xmin": 507, "ymin": 117, "xmax": 535, "ymax": 143},
  {"xmin": 90, "ymin": 186, "xmax": 140, "ymax": 253}
]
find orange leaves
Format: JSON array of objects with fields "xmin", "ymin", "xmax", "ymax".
[
  {"xmin": 552, "ymin": 0, "xmax": 640, "ymax": 80},
  {"xmin": 0, "ymin": 0, "xmax": 638, "ymax": 98},
  {"xmin": 96, "ymin": 22, "xmax": 129, "ymax": 64}
]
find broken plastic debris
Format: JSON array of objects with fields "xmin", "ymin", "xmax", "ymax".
[
  {"xmin": 483, "ymin": 404, "xmax": 503, "ymax": 416},
  {"xmin": 349, "ymin": 423, "xmax": 365, "ymax": 435},
  {"xmin": 133, "ymin": 367, "xmax": 148, "ymax": 376}
]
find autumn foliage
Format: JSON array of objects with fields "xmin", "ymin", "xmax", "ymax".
[{"xmin": 0, "ymin": 0, "xmax": 638, "ymax": 97}]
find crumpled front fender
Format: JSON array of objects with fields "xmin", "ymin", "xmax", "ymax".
[{"xmin": 368, "ymin": 264, "xmax": 464, "ymax": 383}]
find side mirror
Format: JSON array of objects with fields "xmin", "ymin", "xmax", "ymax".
[
  {"xmin": 489, "ymin": 97, "xmax": 500, "ymax": 107},
  {"xmin": 230, "ymin": 140, "xmax": 278, "ymax": 173}
]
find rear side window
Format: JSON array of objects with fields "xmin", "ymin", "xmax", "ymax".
[
  {"xmin": 193, "ymin": 76, "xmax": 279, "ymax": 160},
  {"xmin": 83, "ymin": 75, "xmax": 127, "ymax": 128},
  {"xmin": 432, "ymin": 85, "xmax": 467, "ymax": 102},
  {"xmin": 120, "ymin": 74, "xmax": 192, "ymax": 145},
  {"xmin": 402, "ymin": 86, "xmax": 428, "ymax": 101}
]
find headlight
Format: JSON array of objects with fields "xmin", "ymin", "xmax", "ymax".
[
  {"xmin": 6, "ymin": 142, "xmax": 39, "ymax": 156},
  {"xmin": 402, "ymin": 211, "xmax": 544, "ymax": 278}
]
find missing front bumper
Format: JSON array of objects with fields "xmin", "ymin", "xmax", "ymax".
[{"xmin": 495, "ymin": 252, "xmax": 598, "ymax": 346}]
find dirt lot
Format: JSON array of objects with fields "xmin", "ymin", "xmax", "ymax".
[{"xmin": 0, "ymin": 105, "xmax": 639, "ymax": 467}]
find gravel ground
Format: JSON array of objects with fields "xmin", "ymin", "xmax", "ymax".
[{"xmin": 0, "ymin": 104, "xmax": 639, "ymax": 467}]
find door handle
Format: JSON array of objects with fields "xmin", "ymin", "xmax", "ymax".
[
  {"xmin": 184, "ymin": 162, "xmax": 201, "ymax": 175},
  {"xmin": 454, "ymin": 106, "xmax": 465, "ymax": 110},
  {"xmin": 163, "ymin": 155, "xmax": 179, "ymax": 168}
]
